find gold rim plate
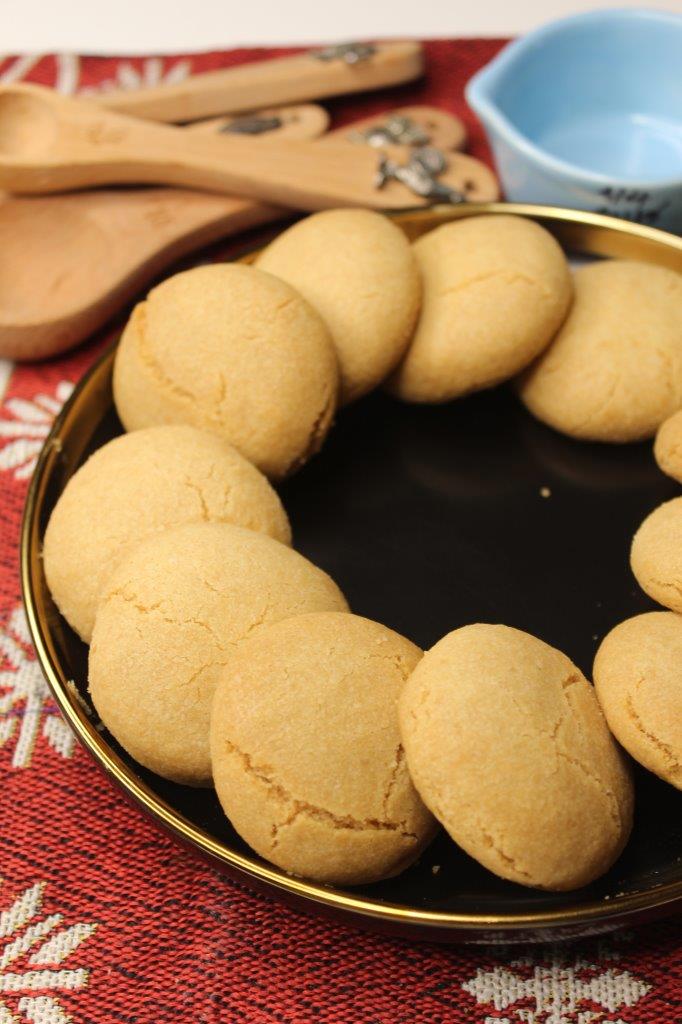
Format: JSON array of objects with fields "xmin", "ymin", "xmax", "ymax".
[{"xmin": 21, "ymin": 204, "xmax": 682, "ymax": 942}]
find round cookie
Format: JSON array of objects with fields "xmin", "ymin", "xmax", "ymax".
[
  {"xmin": 113, "ymin": 263, "xmax": 339, "ymax": 479},
  {"xmin": 630, "ymin": 497, "xmax": 682, "ymax": 612},
  {"xmin": 89, "ymin": 523, "xmax": 348, "ymax": 787},
  {"xmin": 654, "ymin": 409, "xmax": 682, "ymax": 482},
  {"xmin": 256, "ymin": 209, "xmax": 421, "ymax": 404},
  {"xmin": 399, "ymin": 624, "xmax": 633, "ymax": 891},
  {"xmin": 594, "ymin": 612, "xmax": 682, "ymax": 789},
  {"xmin": 387, "ymin": 215, "xmax": 572, "ymax": 403},
  {"xmin": 518, "ymin": 259, "xmax": 682, "ymax": 442},
  {"xmin": 210, "ymin": 612, "xmax": 436, "ymax": 886},
  {"xmin": 44, "ymin": 425, "xmax": 291, "ymax": 643}
]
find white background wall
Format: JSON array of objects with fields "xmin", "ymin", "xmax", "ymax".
[{"xmin": 2, "ymin": 0, "xmax": 680, "ymax": 54}]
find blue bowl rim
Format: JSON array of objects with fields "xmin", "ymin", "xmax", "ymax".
[{"xmin": 466, "ymin": 7, "xmax": 682, "ymax": 191}]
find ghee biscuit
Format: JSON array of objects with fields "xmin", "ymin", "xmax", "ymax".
[
  {"xmin": 210, "ymin": 612, "xmax": 437, "ymax": 885},
  {"xmin": 113, "ymin": 263, "xmax": 339, "ymax": 478},
  {"xmin": 519, "ymin": 259, "xmax": 682, "ymax": 442},
  {"xmin": 399, "ymin": 624, "xmax": 633, "ymax": 890},
  {"xmin": 88, "ymin": 523, "xmax": 348, "ymax": 787},
  {"xmin": 654, "ymin": 409, "xmax": 682, "ymax": 482},
  {"xmin": 44, "ymin": 425, "xmax": 291, "ymax": 642},
  {"xmin": 387, "ymin": 215, "xmax": 572, "ymax": 403},
  {"xmin": 631, "ymin": 496, "xmax": 682, "ymax": 612},
  {"xmin": 594, "ymin": 612, "xmax": 682, "ymax": 790},
  {"xmin": 257, "ymin": 209, "xmax": 422, "ymax": 404}
]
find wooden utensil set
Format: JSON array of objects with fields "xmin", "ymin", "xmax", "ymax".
[{"xmin": 0, "ymin": 41, "xmax": 498, "ymax": 360}]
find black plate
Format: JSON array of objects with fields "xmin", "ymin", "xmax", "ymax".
[{"xmin": 22, "ymin": 205, "xmax": 682, "ymax": 942}]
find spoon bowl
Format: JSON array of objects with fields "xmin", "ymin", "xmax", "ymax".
[{"xmin": 0, "ymin": 89, "xmax": 58, "ymax": 158}]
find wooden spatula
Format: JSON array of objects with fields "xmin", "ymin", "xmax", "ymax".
[
  {"xmin": 0, "ymin": 105, "xmax": 488, "ymax": 361},
  {"xmin": 0, "ymin": 84, "xmax": 482, "ymax": 210},
  {"xmin": 98, "ymin": 41, "xmax": 424, "ymax": 123}
]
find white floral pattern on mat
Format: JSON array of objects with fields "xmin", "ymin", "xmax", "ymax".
[
  {"xmin": 462, "ymin": 945, "xmax": 651, "ymax": 1024},
  {"xmin": 0, "ymin": 607, "xmax": 75, "ymax": 769},
  {"xmin": 0, "ymin": 52, "xmax": 191, "ymax": 97},
  {"xmin": 0, "ymin": 381, "xmax": 73, "ymax": 481},
  {"xmin": 79, "ymin": 56, "xmax": 191, "ymax": 97},
  {"xmin": 0, "ymin": 54, "xmax": 80, "ymax": 93},
  {"xmin": 0, "ymin": 879, "xmax": 97, "ymax": 1023}
]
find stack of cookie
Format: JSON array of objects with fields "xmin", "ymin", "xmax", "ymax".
[{"xmin": 43, "ymin": 209, "xmax": 681, "ymax": 892}]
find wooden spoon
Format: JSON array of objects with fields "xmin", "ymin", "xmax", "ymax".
[
  {"xmin": 0, "ymin": 106, "xmax": 486, "ymax": 361},
  {"xmin": 0, "ymin": 84, "xmax": 479, "ymax": 210},
  {"xmin": 98, "ymin": 41, "xmax": 424, "ymax": 123}
]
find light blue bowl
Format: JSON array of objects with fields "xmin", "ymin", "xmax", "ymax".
[{"xmin": 466, "ymin": 9, "xmax": 682, "ymax": 234}]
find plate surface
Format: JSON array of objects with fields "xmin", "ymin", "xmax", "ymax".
[{"xmin": 22, "ymin": 204, "xmax": 682, "ymax": 942}]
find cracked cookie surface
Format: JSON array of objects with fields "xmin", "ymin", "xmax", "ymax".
[
  {"xmin": 387, "ymin": 215, "xmax": 572, "ymax": 403},
  {"xmin": 88, "ymin": 523, "xmax": 347, "ymax": 787},
  {"xmin": 399, "ymin": 623, "xmax": 633, "ymax": 890},
  {"xmin": 210, "ymin": 611, "xmax": 436, "ymax": 885},
  {"xmin": 594, "ymin": 612, "xmax": 682, "ymax": 790},
  {"xmin": 112, "ymin": 263, "xmax": 339, "ymax": 479},
  {"xmin": 518, "ymin": 259, "xmax": 682, "ymax": 443},
  {"xmin": 44, "ymin": 425, "xmax": 291, "ymax": 642},
  {"xmin": 256, "ymin": 209, "xmax": 422, "ymax": 405}
]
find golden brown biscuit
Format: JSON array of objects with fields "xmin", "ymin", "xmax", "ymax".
[
  {"xmin": 654, "ymin": 409, "xmax": 682, "ymax": 482},
  {"xmin": 256, "ymin": 209, "xmax": 421, "ymax": 404},
  {"xmin": 210, "ymin": 612, "xmax": 436, "ymax": 885},
  {"xmin": 113, "ymin": 264, "xmax": 339, "ymax": 478},
  {"xmin": 89, "ymin": 523, "xmax": 348, "ymax": 787},
  {"xmin": 594, "ymin": 612, "xmax": 682, "ymax": 789},
  {"xmin": 631, "ymin": 497, "xmax": 682, "ymax": 612},
  {"xmin": 519, "ymin": 259, "xmax": 682, "ymax": 442},
  {"xmin": 399, "ymin": 624, "xmax": 633, "ymax": 890},
  {"xmin": 44, "ymin": 425, "xmax": 291, "ymax": 642},
  {"xmin": 387, "ymin": 215, "xmax": 572, "ymax": 403}
]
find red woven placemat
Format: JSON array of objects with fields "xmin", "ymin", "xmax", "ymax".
[{"xmin": 0, "ymin": 42, "xmax": 680, "ymax": 1024}]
